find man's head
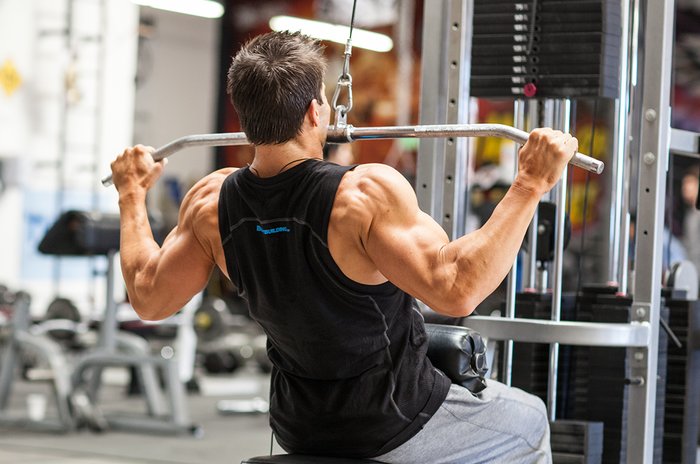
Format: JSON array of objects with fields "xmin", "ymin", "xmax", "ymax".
[{"xmin": 227, "ymin": 31, "xmax": 328, "ymax": 145}]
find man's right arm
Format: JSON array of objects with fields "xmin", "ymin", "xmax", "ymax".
[{"xmin": 360, "ymin": 128, "xmax": 577, "ymax": 317}]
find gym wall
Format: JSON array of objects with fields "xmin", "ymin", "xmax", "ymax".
[
  {"xmin": 0, "ymin": 0, "xmax": 138, "ymax": 315},
  {"xmin": 133, "ymin": 7, "xmax": 220, "ymax": 197}
]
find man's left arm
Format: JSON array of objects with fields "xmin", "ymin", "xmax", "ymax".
[{"xmin": 112, "ymin": 145, "xmax": 215, "ymax": 320}]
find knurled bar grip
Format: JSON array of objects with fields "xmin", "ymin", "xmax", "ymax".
[{"xmin": 101, "ymin": 123, "xmax": 604, "ymax": 187}]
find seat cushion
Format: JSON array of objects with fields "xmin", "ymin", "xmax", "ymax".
[
  {"xmin": 425, "ymin": 323, "xmax": 488, "ymax": 393},
  {"xmin": 242, "ymin": 455, "xmax": 380, "ymax": 463}
]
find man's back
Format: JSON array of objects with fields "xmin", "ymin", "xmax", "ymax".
[{"xmin": 217, "ymin": 159, "xmax": 450, "ymax": 458}]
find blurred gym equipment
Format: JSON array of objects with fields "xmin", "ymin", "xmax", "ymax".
[
  {"xmin": 0, "ymin": 291, "xmax": 75, "ymax": 432},
  {"xmin": 38, "ymin": 210, "xmax": 199, "ymax": 435}
]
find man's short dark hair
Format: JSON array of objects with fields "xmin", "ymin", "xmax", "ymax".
[{"xmin": 227, "ymin": 31, "xmax": 327, "ymax": 145}]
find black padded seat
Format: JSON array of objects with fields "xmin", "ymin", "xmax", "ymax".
[{"xmin": 242, "ymin": 455, "xmax": 380, "ymax": 463}]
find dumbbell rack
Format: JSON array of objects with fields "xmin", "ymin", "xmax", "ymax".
[{"xmin": 416, "ymin": 1, "xmax": 677, "ymax": 463}]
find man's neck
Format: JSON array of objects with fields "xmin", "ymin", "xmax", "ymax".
[{"xmin": 249, "ymin": 137, "xmax": 323, "ymax": 178}]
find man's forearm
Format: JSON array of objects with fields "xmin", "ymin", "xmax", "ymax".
[
  {"xmin": 442, "ymin": 180, "xmax": 541, "ymax": 310},
  {"xmin": 118, "ymin": 192, "xmax": 161, "ymax": 309}
]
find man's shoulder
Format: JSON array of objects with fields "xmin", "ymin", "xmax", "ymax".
[
  {"xmin": 191, "ymin": 168, "xmax": 238, "ymax": 196},
  {"xmin": 334, "ymin": 163, "xmax": 415, "ymax": 219},
  {"xmin": 210, "ymin": 167, "xmax": 239, "ymax": 183},
  {"xmin": 341, "ymin": 163, "xmax": 407, "ymax": 193},
  {"xmin": 350, "ymin": 162, "xmax": 401, "ymax": 179},
  {"xmin": 340, "ymin": 163, "xmax": 415, "ymax": 203},
  {"xmin": 181, "ymin": 168, "xmax": 238, "ymax": 221}
]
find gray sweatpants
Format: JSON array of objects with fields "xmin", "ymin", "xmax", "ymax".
[{"xmin": 373, "ymin": 381, "xmax": 552, "ymax": 464}]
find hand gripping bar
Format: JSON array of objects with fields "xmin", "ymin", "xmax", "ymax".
[{"xmin": 101, "ymin": 123, "xmax": 603, "ymax": 187}]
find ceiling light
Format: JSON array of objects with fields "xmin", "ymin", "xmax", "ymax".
[
  {"xmin": 269, "ymin": 16, "xmax": 393, "ymax": 53},
  {"xmin": 132, "ymin": 0, "xmax": 224, "ymax": 19}
]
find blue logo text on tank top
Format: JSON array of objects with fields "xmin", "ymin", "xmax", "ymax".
[{"xmin": 256, "ymin": 224, "xmax": 290, "ymax": 235}]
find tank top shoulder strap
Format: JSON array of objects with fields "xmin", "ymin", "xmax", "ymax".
[{"xmin": 309, "ymin": 162, "xmax": 357, "ymax": 243}]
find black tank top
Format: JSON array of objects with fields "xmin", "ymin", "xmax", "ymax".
[{"xmin": 218, "ymin": 159, "xmax": 450, "ymax": 458}]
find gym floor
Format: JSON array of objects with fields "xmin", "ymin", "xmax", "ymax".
[
  {"xmin": 0, "ymin": 367, "xmax": 278, "ymax": 464},
  {"xmin": 1, "ymin": 367, "xmax": 700, "ymax": 463}
]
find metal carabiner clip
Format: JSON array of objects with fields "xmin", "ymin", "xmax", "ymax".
[
  {"xmin": 331, "ymin": 39, "xmax": 354, "ymax": 127},
  {"xmin": 331, "ymin": 74, "xmax": 353, "ymax": 127}
]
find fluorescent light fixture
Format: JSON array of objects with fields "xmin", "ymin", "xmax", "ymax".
[
  {"xmin": 269, "ymin": 16, "xmax": 393, "ymax": 53},
  {"xmin": 132, "ymin": 0, "xmax": 224, "ymax": 19}
]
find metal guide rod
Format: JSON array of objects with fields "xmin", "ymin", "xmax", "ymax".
[
  {"xmin": 618, "ymin": 0, "xmax": 642, "ymax": 296},
  {"xmin": 540, "ymin": 100, "xmax": 557, "ymax": 292},
  {"xmin": 503, "ymin": 99, "xmax": 526, "ymax": 387},
  {"xmin": 101, "ymin": 124, "xmax": 604, "ymax": 187},
  {"xmin": 547, "ymin": 98, "xmax": 571, "ymax": 421},
  {"xmin": 526, "ymin": 101, "xmax": 540, "ymax": 289},
  {"xmin": 608, "ymin": 0, "xmax": 633, "ymax": 286}
]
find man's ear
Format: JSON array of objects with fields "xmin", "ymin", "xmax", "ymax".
[{"xmin": 307, "ymin": 99, "xmax": 321, "ymax": 127}]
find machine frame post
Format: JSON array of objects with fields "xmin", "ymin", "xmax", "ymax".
[
  {"xmin": 416, "ymin": 0, "xmax": 474, "ymax": 239},
  {"xmin": 626, "ymin": 0, "xmax": 675, "ymax": 461}
]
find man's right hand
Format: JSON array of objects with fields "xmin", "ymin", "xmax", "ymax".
[
  {"xmin": 515, "ymin": 128, "xmax": 578, "ymax": 196},
  {"xmin": 110, "ymin": 145, "xmax": 166, "ymax": 199}
]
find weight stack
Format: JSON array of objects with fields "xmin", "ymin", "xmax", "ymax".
[
  {"xmin": 661, "ymin": 293, "xmax": 700, "ymax": 464},
  {"xmin": 550, "ymin": 420, "xmax": 604, "ymax": 464},
  {"xmin": 471, "ymin": 0, "xmax": 622, "ymax": 99},
  {"xmin": 571, "ymin": 288, "xmax": 669, "ymax": 464},
  {"xmin": 507, "ymin": 292, "xmax": 577, "ymax": 410},
  {"xmin": 506, "ymin": 293, "xmax": 603, "ymax": 464}
]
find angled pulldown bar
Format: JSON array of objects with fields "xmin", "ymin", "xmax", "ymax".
[{"xmin": 101, "ymin": 123, "xmax": 604, "ymax": 187}]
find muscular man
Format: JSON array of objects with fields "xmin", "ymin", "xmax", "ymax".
[{"xmin": 111, "ymin": 31, "xmax": 576, "ymax": 463}]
